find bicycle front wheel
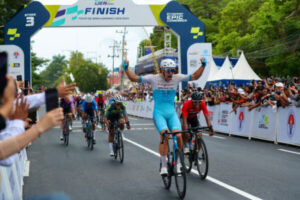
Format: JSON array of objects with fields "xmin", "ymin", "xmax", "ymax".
[
  {"xmin": 196, "ymin": 138, "xmax": 209, "ymax": 179},
  {"xmin": 64, "ymin": 133, "xmax": 69, "ymax": 146},
  {"xmin": 161, "ymin": 152, "xmax": 172, "ymax": 189},
  {"xmin": 118, "ymin": 133, "xmax": 124, "ymax": 163},
  {"xmin": 174, "ymin": 150, "xmax": 186, "ymax": 199}
]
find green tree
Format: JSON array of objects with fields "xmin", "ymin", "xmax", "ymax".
[
  {"xmin": 66, "ymin": 51, "xmax": 109, "ymax": 92},
  {"xmin": 31, "ymin": 52, "xmax": 49, "ymax": 90},
  {"xmin": 40, "ymin": 54, "xmax": 67, "ymax": 87}
]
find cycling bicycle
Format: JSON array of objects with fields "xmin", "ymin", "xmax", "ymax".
[
  {"xmin": 160, "ymin": 131, "xmax": 187, "ymax": 199},
  {"xmin": 112, "ymin": 121, "xmax": 124, "ymax": 163},
  {"xmin": 85, "ymin": 116, "xmax": 94, "ymax": 151},
  {"xmin": 183, "ymin": 126, "xmax": 211, "ymax": 179},
  {"xmin": 63, "ymin": 114, "xmax": 70, "ymax": 146},
  {"xmin": 99, "ymin": 107, "xmax": 106, "ymax": 131}
]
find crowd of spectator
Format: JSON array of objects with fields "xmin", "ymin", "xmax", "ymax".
[
  {"xmin": 0, "ymin": 75, "xmax": 75, "ymax": 164},
  {"xmin": 117, "ymin": 77, "xmax": 300, "ymax": 112}
]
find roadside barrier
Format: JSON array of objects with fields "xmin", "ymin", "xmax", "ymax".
[
  {"xmin": 0, "ymin": 149, "xmax": 28, "ymax": 199},
  {"xmin": 124, "ymin": 101, "xmax": 300, "ymax": 146}
]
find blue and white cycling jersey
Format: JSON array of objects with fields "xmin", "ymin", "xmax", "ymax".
[{"xmin": 139, "ymin": 74, "xmax": 192, "ymax": 133}]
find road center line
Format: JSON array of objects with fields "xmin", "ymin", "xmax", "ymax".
[
  {"xmin": 278, "ymin": 149, "xmax": 300, "ymax": 155},
  {"xmin": 123, "ymin": 136, "xmax": 262, "ymax": 200}
]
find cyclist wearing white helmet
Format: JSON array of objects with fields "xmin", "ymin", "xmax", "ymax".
[
  {"xmin": 123, "ymin": 57, "xmax": 206, "ymax": 176},
  {"xmin": 81, "ymin": 94, "xmax": 98, "ymax": 144},
  {"xmin": 104, "ymin": 94, "xmax": 130, "ymax": 156}
]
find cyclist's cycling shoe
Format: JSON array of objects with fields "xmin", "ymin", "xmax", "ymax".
[
  {"xmin": 184, "ymin": 147, "xmax": 190, "ymax": 154},
  {"xmin": 177, "ymin": 163, "xmax": 182, "ymax": 174},
  {"xmin": 69, "ymin": 125, "xmax": 72, "ymax": 131},
  {"xmin": 160, "ymin": 167, "xmax": 168, "ymax": 176},
  {"xmin": 110, "ymin": 150, "xmax": 114, "ymax": 157},
  {"xmin": 93, "ymin": 139, "xmax": 96, "ymax": 145},
  {"xmin": 60, "ymin": 136, "xmax": 63, "ymax": 141}
]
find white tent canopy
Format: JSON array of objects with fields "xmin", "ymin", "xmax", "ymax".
[
  {"xmin": 233, "ymin": 52, "xmax": 261, "ymax": 80},
  {"xmin": 207, "ymin": 57, "xmax": 219, "ymax": 81},
  {"xmin": 210, "ymin": 56, "xmax": 233, "ymax": 81}
]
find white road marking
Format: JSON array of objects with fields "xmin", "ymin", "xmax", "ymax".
[
  {"xmin": 278, "ymin": 149, "xmax": 300, "ymax": 156},
  {"xmin": 123, "ymin": 136, "xmax": 262, "ymax": 200},
  {"xmin": 130, "ymin": 124, "xmax": 154, "ymax": 126},
  {"xmin": 130, "ymin": 128, "xmax": 155, "ymax": 130},
  {"xmin": 203, "ymin": 133, "xmax": 226, "ymax": 140},
  {"xmin": 129, "ymin": 117, "xmax": 138, "ymax": 120}
]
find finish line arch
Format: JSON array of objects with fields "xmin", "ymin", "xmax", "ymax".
[{"xmin": 4, "ymin": 0, "xmax": 205, "ymax": 88}]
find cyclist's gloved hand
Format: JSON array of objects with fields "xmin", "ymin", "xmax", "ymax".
[
  {"xmin": 126, "ymin": 121, "xmax": 130, "ymax": 130},
  {"xmin": 122, "ymin": 60, "xmax": 129, "ymax": 71},
  {"xmin": 208, "ymin": 126, "xmax": 214, "ymax": 136},
  {"xmin": 200, "ymin": 57, "xmax": 206, "ymax": 67}
]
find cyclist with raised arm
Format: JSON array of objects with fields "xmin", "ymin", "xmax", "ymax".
[
  {"xmin": 123, "ymin": 58, "xmax": 206, "ymax": 176},
  {"xmin": 60, "ymin": 95, "xmax": 75, "ymax": 141},
  {"xmin": 181, "ymin": 92, "xmax": 214, "ymax": 154},
  {"xmin": 81, "ymin": 94, "xmax": 97, "ymax": 144},
  {"xmin": 104, "ymin": 95, "xmax": 130, "ymax": 157}
]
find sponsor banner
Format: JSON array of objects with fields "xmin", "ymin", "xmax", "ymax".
[
  {"xmin": 44, "ymin": 0, "xmax": 165, "ymax": 27},
  {"xmin": 125, "ymin": 101, "xmax": 154, "ymax": 119},
  {"xmin": 0, "ymin": 45, "xmax": 25, "ymax": 80},
  {"xmin": 4, "ymin": 1, "xmax": 50, "ymax": 83},
  {"xmin": 277, "ymin": 106, "xmax": 300, "ymax": 146},
  {"xmin": 231, "ymin": 107, "xmax": 252, "ymax": 137},
  {"xmin": 214, "ymin": 104, "xmax": 232, "ymax": 133},
  {"xmin": 251, "ymin": 107, "xmax": 277, "ymax": 141},
  {"xmin": 187, "ymin": 43, "xmax": 212, "ymax": 89},
  {"xmin": 198, "ymin": 105, "xmax": 216, "ymax": 127}
]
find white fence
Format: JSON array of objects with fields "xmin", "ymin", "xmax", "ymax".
[
  {"xmin": 124, "ymin": 101, "xmax": 300, "ymax": 146},
  {"xmin": 0, "ymin": 149, "xmax": 28, "ymax": 199}
]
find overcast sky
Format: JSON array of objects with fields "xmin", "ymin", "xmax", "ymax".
[{"xmin": 32, "ymin": 0, "xmax": 172, "ymax": 72}]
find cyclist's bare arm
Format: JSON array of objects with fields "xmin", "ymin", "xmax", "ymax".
[
  {"xmin": 182, "ymin": 117, "xmax": 189, "ymax": 131},
  {"xmin": 204, "ymin": 114, "xmax": 214, "ymax": 136},
  {"xmin": 124, "ymin": 69, "xmax": 139, "ymax": 82},
  {"xmin": 191, "ymin": 57, "xmax": 206, "ymax": 81}
]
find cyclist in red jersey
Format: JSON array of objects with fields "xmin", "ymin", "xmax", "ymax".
[{"xmin": 181, "ymin": 92, "xmax": 214, "ymax": 153}]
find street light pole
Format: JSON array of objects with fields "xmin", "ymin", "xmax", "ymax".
[
  {"xmin": 108, "ymin": 40, "xmax": 120, "ymax": 88},
  {"xmin": 117, "ymin": 27, "xmax": 128, "ymax": 91}
]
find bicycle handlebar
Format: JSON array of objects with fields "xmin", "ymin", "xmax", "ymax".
[{"xmin": 160, "ymin": 126, "xmax": 213, "ymax": 144}]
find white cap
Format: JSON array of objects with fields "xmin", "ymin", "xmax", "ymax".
[{"xmin": 275, "ymin": 82, "xmax": 284, "ymax": 87}]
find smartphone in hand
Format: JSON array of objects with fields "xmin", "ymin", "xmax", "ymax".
[{"xmin": 0, "ymin": 52, "xmax": 8, "ymax": 96}]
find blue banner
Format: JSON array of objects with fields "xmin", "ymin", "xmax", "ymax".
[
  {"xmin": 160, "ymin": 1, "xmax": 205, "ymax": 89},
  {"xmin": 4, "ymin": 1, "xmax": 50, "ymax": 83}
]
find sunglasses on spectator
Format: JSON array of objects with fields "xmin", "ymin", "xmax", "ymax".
[{"xmin": 165, "ymin": 68, "xmax": 176, "ymax": 73}]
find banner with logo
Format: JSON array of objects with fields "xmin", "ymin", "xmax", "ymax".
[
  {"xmin": 0, "ymin": 45, "xmax": 25, "ymax": 80},
  {"xmin": 198, "ymin": 105, "xmax": 216, "ymax": 127},
  {"xmin": 44, "ymin": 0, "xmax": 165, "ymax": 27},
  {"xmin": 231, "ymin": 107, "xmax": 252, "ymax": 138},
  {"xmin": 251, "ymin": 107, "xmax": 277, "ymax": 141},
  {"xmin": 214, "ymin": 104, "xmax": 232, "ymax": 133},
  {"xmin": 277, "ymin": 106, "xmax": 300, "ymax": 146},
  {"xmin": 187, "ymin": 43, "xmax": 212, "ymax": 89}
]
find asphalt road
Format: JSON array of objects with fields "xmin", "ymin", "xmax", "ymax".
[{"xmin": 23, "ymin": 111, "xmax": 300, "ymax": 200}]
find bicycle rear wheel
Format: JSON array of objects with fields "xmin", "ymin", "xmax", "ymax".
[
  {"xmin": 174, "ymin": 150, "xmax": 186, "ymax": 199},
  {"xmin": 196, "ymin": 138, "xmax": 209, "ymax": 179},
  {"xmin": 118, "ymin": 132, "xmax": 124, "ymax": 163},
  {"xmin": 161, "ymin": 152, "xmax": 172, "ymax": 189},
  {"xmin": 64, "ymin": 119, "xmax": 69, "ymax": 146}
]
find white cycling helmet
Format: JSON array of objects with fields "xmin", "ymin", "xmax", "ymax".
[
  {"xmin": 160, "ymin": 59, "xmax": 176, "ymax": 68},
  {"xmin": 86, "ymin": 94, "xmax": 93, "ymax": 103},
  {"xmin": 114, "ymin": 94, "xmax": 122, "ymax": 102}
]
